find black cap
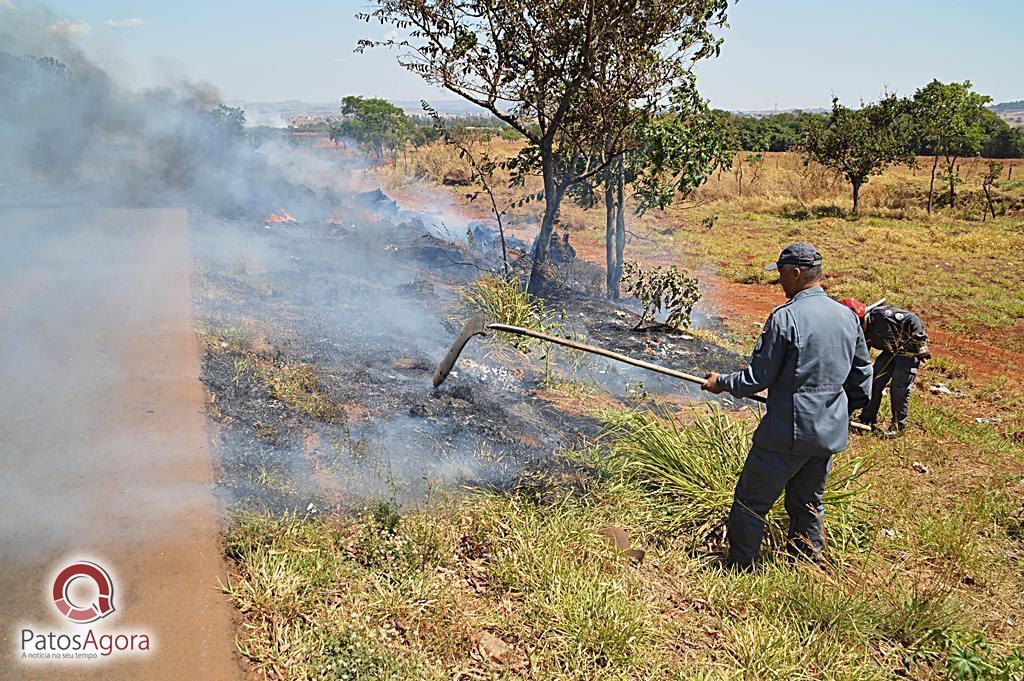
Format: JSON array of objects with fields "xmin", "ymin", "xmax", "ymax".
[{"xmin": 765, "ymin": 242, "xmax": 823, "ymax": 271}]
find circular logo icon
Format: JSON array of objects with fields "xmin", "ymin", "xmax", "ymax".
[{"xmin": 52, "ymin": 561, "xmax": 115, "ymax": 624}]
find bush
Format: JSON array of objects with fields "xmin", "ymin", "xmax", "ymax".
[
  {"xmin": 620, "ymin": 260, "xmax": 701, "ymax": 331},
  {"xmin": 453, "ymin": 274, "xmax": 567, "ymax": 352}
]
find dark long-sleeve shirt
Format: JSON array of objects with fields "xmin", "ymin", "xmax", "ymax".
[
  {"xmin": 718, "ymin": 287, "xmax": 873, "ymax": 457},
  {"xmin": 863, "ymin": 305, "xmax": 928, "ymax": 356}
]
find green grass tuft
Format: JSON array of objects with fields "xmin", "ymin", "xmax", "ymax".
[{"xmin": 601, "ymin": 405, "xmax": 874, "ymax": 555}]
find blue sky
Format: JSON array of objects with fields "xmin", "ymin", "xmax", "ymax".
[{"xmin": 24, "ymin": 0, "xmax": 1024, "ymax": 109}]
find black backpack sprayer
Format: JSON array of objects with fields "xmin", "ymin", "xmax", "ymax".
[{"xmin": 432, "ymin": 303, "xmax": 887, "ymax": 435}]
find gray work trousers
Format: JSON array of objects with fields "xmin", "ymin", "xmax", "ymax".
[
  {"xmin": 859, "ymin": 351, "xmax": 920, "ymax": 429},
  {"xmin": 726, "ymin": 446, "xmax": 833, "ymax": 569}
]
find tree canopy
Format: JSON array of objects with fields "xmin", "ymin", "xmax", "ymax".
[
  {"xmin": 910, "ymin": 80, "xmax": 991, "ymax": 211},
  {"xmin": 801, "ymin": 95, "xmax": 913, "ymax": 217},
  {"xmin": 330, "ymin": 95, "xmax": 413, "ymax": 159},
  {"xmin": 358, "ymin": 0, "xmax": 729, "ymax": 292}
]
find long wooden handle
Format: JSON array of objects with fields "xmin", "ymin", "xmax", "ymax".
[
  {"xmin": 486, "ymin": 323, "xmax": 872, "ymax": 433},
  {"xmin": 487, "ymin": 323, "xmax": 764, "ymax": 402}
]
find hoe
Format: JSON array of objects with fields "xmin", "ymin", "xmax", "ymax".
[{"xmin": 433, "ymin": 299, "xmax": 886, "ymax": 434}]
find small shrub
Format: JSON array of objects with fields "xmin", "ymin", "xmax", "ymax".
[
  {"xmin": 928, "ymin": 356, "xmax": 971, "ymax": 381},
  {"xmin": 780, "ymin": 205, "xmax": 812, "ymax": 220},
  {"xmin": 942, "ymin": 630, "xmax": 1024, "ymax": 680},
  {"xmin": 317, "ymin": 627, "xmax": 410, "ymax": 680},
  {"xmin": 733, "ymin": 269, "xmax": 775, "ymax": 286},
  {"xmin": 620, "ymin": 260, "xmax": 701, "ymax": 331}
]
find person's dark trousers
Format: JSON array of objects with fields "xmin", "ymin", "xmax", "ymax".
[
  {"xmin": 726, "ymin": 446, "xmax": 834, "ymax": 569},
  {"xmin": 859, "ymin": 351, "xmax": 920, "ymax": 430}
]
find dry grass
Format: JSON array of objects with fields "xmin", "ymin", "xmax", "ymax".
[{"xmin": 223, "ymin": 395, "xmax": 1024, "ymax": 679}]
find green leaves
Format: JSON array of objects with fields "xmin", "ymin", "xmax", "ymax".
[
  {"xmin": 620, "ymin": 260, "xmax": 700, "ymax": 331},
  {"xmin": 801, "ymin": 94, "xmax": 914, "ymax": 215},
  {"xmin": 911, "ymin": 80, "xmax": 991, "ymax": 159},
  {"xmin": 631, "ymin": 89, "xmax": 734, "ymax": 215},
  {"xmin": 330, "ymin": 95, "xmax": 413, "ymax": 160}
]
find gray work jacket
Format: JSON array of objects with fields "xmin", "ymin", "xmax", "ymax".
[{"xmin": 718, "ymin": 287, "xmax": 873, "ymax": 457}]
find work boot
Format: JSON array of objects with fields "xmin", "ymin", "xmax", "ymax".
[
  {"xmin": 887, "ymin": 422, "xmax": 907, "ymax": 437},
  {"xmin": 724, "ymin": 557, "xmax": 755, "ymax": 573}
]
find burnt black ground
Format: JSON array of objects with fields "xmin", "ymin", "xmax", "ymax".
[{"xmin": 191, "ymin": 200, "xmax": 744, "ymax": 513}]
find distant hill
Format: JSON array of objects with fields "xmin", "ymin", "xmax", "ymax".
[
  {"xmin": 990, "ymin": 100, "xmax": 1024, "ymax": 113},
  {"xmin": 990, "ymin": 101, "xmax": 1024, "ymax": 127}
]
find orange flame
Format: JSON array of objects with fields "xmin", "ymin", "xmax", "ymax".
[{"xmin": 265, "ymin": 210, "xmax": 297, "ymax": 224}]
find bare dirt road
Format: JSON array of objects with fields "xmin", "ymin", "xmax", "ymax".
[{"xmin": 0, "ymin": 208, "xmax": 242, "ymax": 680}]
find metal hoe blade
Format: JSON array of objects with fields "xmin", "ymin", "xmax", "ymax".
[{"xmin": 432, "ymin": 315, "xmax": 489, "ymax": 387}]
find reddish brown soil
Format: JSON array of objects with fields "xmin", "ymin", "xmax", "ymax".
[
  {"xmin": 0, "ymin": 209, "xmax": 243, "ymax": 680},
  {"xmin": 702, "ymin": 277, "xmax": 1024, "ymax": 382}
]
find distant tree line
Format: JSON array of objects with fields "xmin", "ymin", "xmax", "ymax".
[
  {"xmin": 797, "ymin": 80, "xmax": 1021, "ymax": 216},
  {"xmin": 714, "ymin": 95, "xmax": 1024, "ymax": 159},
  {"xmin": 712, "ymin": 110, "xmax": 820, "ymax": 153},
  {"xmin": 323, "ymin": 96, "xmax": 521, "ymax": 158}
]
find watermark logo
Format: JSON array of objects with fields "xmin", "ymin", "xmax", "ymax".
[
  {"xmin": 17, "ymin": 559, "xmax": 152, "ymax": 664},
  {"xmin": 52, "ymin": 561, "xmax": 115, "ymax": 624}
]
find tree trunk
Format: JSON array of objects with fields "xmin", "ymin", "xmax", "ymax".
[
  {"xmin": 948, "ymin": 157, "xmax": 957, "ymax": 208},
  {"xmin": 527, "ymin": 153, "xmax": 560, "ymax": 296},
  {"xmin": 983, "ymin": 184, "xmax": 993, "ymax": 221},
  {"xmin": 604, "ymin": 164, "xmax": 616, "ymax": 298},
  {"xmin": 496, "ymin": 214, "xmax": 510, "ymax": 277},
  {"xmin": 927, "ymin": 156, "xmax": 939, "ymax": 214},
  {"xmin": 852, "ymin": 180, "xmax": 861, "ymax": 218},
  {"xmin": 613, "ymin": 157, "xmax": 626, "ymax": 300}
]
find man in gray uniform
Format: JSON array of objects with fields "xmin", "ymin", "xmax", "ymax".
[{"xmin": 702, "ymin": 243, "xmax": 872, "ymax": 570}]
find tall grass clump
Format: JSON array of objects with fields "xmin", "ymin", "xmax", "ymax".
[
  {"xmin": 454, "ymin": 274, "xmax": 568, "ymax": 352},
  {"xmin": 602, "ymin": 406, "xmax": 873, "ymax": 555}
]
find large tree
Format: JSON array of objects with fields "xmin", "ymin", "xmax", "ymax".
[
  {"xmin": 801, "ymin": 95, "xmax": 913, "ymax": 217},
  {"xmin": 330, "ymin": 95, "xmax": 413, "ymax": 160},
  {"xmin": 910, "ymin": 80, "xmax": 990, "ymax": 213},
  {"xmin": 607, "ymin": 85, "xmax": 731, "ymax": 298},
  {"xmin": 358, "ymin": 0, "xmax": 728, "ymax": 293}
]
